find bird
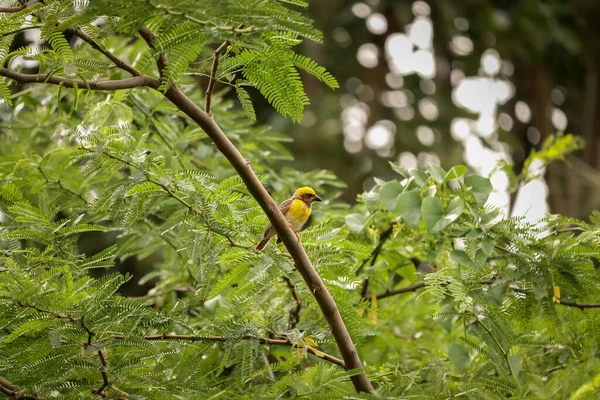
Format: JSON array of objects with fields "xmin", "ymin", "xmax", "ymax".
[{"xmin": 256, "ymin": 187, "xmax": 322, "ymax": 251}]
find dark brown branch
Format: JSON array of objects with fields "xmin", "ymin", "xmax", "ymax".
[
  {"xmin": 18, "ymin": 305, "xmax": 110, "ymax": 397},
  {"xmin": 109, "ymin": 333, "xmax": 345, "ymax": 368},
  {"xmin": 283, "ymin": 276, "xmax": 302, "ymax": 330},
  {"xmin": 373, "ymin": 276, "xmax": 600, "ymax": 310},
  {"xmin": 359, "ymin": 224, "xmax": 395, "ymax": 299},
  {"xmin": 138, "ymin": 27, "xmax": 167, "ymax": 77},
  {"xmin": 0, "ymin": 68, "xmax": 159, "ymax": 90},
  {"xmin": 94, "ymin": 350, "xmax": 110, "ymax": 396},
  {"xmin": 375, "ymin": 282, "xmax": 425, "ymax": 300},
  {"xmin": 0, "ymin": 376, "xmax": 38, "ymax": 399},
  {"xmin": 556, "ymin": 300, "xmax": 600, "ymax": 310},
  {"xmin": 161, "ymin": 79, "xmax": 373, "ymax": 393},
  {"xmin": 0, "ymin": 5, "xmax": 25, "ymax": 13},
  {"xmin": 205, "ymin": 41, "xmax": 229, "ymax": 115},
  {"xmin": 3, "ymin": 26, "xmax": 374, "ymax": 393},
  {"xmin": 72, "ymin": 28, "xmax": 141, "ymax": 77}
]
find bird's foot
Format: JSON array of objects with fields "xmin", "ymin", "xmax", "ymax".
[{"xmin": 295, "ymin": 232, "xmax": 301, "ymax": 242}]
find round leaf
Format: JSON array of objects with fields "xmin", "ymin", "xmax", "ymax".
[
  {"xmin": 379, "ymin": 181, "xmax": 404, "ymax": 211},
  {"xmin": 444, "ymin": 197, "xmax": 465, "ymax": 224},
  {"xmin": 427, "ymin": 164, "xmax": 447, "ymax": 184},
  {"xmin": 465, "ymin": 175, "xmax": 493, "ymax": 206},
  {"xmin": 345, "ymin": 213, "xmax": 366, "ymax": 233},
  {"xmin": 422, "ymin": 197, "xmax": 444, "ymax": 233},
  {"xmin": 448, "ymin": 344, "xmax": 471, "ymax": 373},
  {"xmin": 396, "ymin": 189, "xmax": 422, "ymax": 229}
]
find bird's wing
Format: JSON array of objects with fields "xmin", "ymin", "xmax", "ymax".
[
  {"xmin": 279, "ymin": 198, "xmax": 294, "ymax": 215},
  {"xmin": 261, "ymin": 198, "xmax": 295, "ymax": 239}
]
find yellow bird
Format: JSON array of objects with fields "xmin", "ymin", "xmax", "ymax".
[{"xmin": 256, "ymin": 187, "xmax": 322, "ymax": 251}]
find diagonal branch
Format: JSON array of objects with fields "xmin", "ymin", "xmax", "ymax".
[
  {"xmin": 138, "ymin": 27, "xmax": 167, "ymax": 77},
  {"xmin": 2, "ymin": 25, "xmax": 374, "ymax": 394},
  {"xmin": 358, "ymin": 224, "xmax": 395, "ymax": 299},
  {"xmin": 0, "ymin": 68, "xmax": 158, "ymax": 90},
  {"xmin": 71, "ymin": 28, "xmax": 141, "ymax": 77},
  {"xmin": 162, "ymin": 83, "xmax": 373, "ymax": 393},
  {"xmin": 110, "ymin": 333, "xmax": 344, "ymax": 367},
  {"xmin": 205, "ymin": 41, "xmax": 228, "ymax": 115}
]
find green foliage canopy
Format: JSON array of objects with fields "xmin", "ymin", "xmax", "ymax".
[{"xmin": 0, "ymin": 1, "xmax": 599, "ymax": 399}]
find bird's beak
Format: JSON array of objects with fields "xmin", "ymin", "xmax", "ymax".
[{"xmin": 314, "ymin": 196, "xmax": 322, "ymax": 202}]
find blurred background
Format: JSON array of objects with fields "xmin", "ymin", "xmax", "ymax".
[{"xmin": 255, "ymin": 0, "xmax": 600, "ymax": 221}]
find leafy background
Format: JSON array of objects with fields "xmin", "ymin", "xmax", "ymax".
[{"xmin": 1, "ymin": 0, "xmax": 600, "ymax": 399}]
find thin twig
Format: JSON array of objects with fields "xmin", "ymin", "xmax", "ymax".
[
  {"xmin": 0, "ymin": 376, "xmax": 38, "ymax": 399},
  {"xmin": 18, "ymin": 305, "xmax": 111, "ymax": 396},
  {"xmin": 261, "ymin": 352, "xmax": 276, "ymax": 381},
  {"xmin": 359, "ymin": 225, "xmax": 395, "ymax": 299},
  {"xmin": 0, "ymin": 5, "xmax": 26, "ymax": 13},
  {"xmin": 283, "ymin": 276, "xmax": 302, "ymax": 330},
  {"xmin": 0, "ymin": 68, "xmax": 158, "ymax": 90},
  {"xmin": 138, "ymin": 27, "xmax": 167, "ymax": 77},
  {"xmin": 109, "ymin": 333, "xmax": 345, "ymax": 368},
  {"xmin": 205, "ymin": 41, "xmax": 229, "ymax": 115},
  {"xmin": 72, "ymin": 28, "xmax": 141, "ymax": 77},
  {"xmin": 372, "ymin": 276, "xmax": 600, "ymax": 310},
  {"xmin": 556, "ymin": 300, "xmax": 600, "ymax": 309},
  {"xmin": 94, "ymin": 349, "xmax": 110, "ymax": 396},
  {"xmin": 375, "ymin": 282, "xmax": 425, "ymax": 300}
]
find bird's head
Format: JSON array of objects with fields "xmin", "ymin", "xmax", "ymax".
[{"xmin": 294, "ymin": 187, "xmax": 322, "ymax": 204}]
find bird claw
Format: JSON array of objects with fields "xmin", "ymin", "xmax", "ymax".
[{"xmin": 295, "ymin": 232, "xmax": 301, "ymax": 242}]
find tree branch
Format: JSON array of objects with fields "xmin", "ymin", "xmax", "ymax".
[
  {"xmin": 375, "ymin": 282, "xmax": 425, "ymax": 300},
  {"xmin": 283, "ymin": 276, "xmax": 302, "ymax": 330},
  {"xmin": 109, "ymin": 333, "xmax": 345, "ymax": 368},
  {"xmin": 205, "ymin": 41, "xmax": 228, "ymax": 115},
  {"xmin": 556, "ymin": 300, "xmax": 600, "ymax": 310},
  {"xmin": 161, "ymin": 83, "xmax": 373, "ymax": 392},
  {"xmin": 138, "ymin": 27, "xmax": 167, "ymax": 77},
  {"xmin": 0, "ymin": 376, "xmax": 38, "ymax": 400},
  {"xmin": 0, "ymin": 68, "xmax": 159, "ymax": 90},
  {"xmin": 358, "ymin": 224, "xmax": 395, "ymax": 299},
  {"xmin": 71, "ymin": 28, "xmax": 141, "ymax": 77},
  {"xmin": 0, "ymin": 5, "xmax": 26, "ymax": 13},
  {"xmin": 2, "ymin": 25, "xmax": 374, "ymax": 394},
  {"xmin": 372, "ymin": 275, "xmax": 600, "ymax": 310},
  {"xmin": 18, "ymin": 305, "xmax": 111, "ymax": 397}
]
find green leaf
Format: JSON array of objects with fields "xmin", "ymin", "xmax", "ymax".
[
  {"xmin": 448, "ymin": 344, "xmax": 471, "ymax": 373},
  {"xmin": 345, "ymin": 213, "xmax": 366, "ymax": 233},
  {"xmin": 56, "ymin": 224, "xmax": 108, "ymax": 237},
  {"xmin": 445, "ymin": 198, "xmax": 465, "ymax": 223},
  {"xmin": 379, "ymin": 181, "xmax": 403, "ymax": 211},
  {"xmin": 435, "ymin": 304, "xmax": 459, "ymax": 333},
  {"xmin": 465, "ymin": 175, "xmax": 493, "ymax": 206},
  {"xmin": 450, "ymin": 250, "xmax": 480, "ymax": 272},
  {"xmin": 396, "ymin": 189, "xmax": 422, "ymax": 229},
  {"xmin": 410, "ymin": 169, "xmax": 429, "ymax": 187},
  {"xmin": 236, "ymin": 86, "xmax": 257, "ymax": 121},
  {"xmin": 507, "ymin": 354, "xmax": 521, "ymax": 377},
  {"xmin": 427, "ymin": 164, "xmax": 446, "ymax": 184},
  {"xmin": 389, "ymin": 161, "xmax": 409, "ymax": 177},
  {"xmin": 445, "ymin": 165, "xmax": 467, "ymax": 181},
  {"xmin": 422, "ymin": 197, "xmax": 444, "ymax": 233}
]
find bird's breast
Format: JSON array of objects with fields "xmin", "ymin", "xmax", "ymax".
[{"xmin": 286, "ymin": 199, "xmax": 312, "ymax": 230}]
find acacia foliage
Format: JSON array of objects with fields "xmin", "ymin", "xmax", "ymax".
[{"xmin": 0, "ymin": 0, "xmax": 599, "ymax": 399}]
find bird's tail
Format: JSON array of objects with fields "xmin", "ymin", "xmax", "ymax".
[{"xmin": 256, "ymin": 237, "xmax": 271, "ymax": 251}]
